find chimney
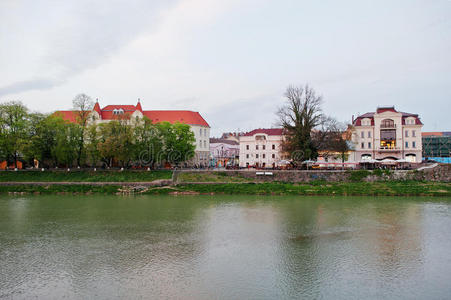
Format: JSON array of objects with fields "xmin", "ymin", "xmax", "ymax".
[{"xmin": 352, "ymin": 115, "xmax": 354, "ymax": 124}]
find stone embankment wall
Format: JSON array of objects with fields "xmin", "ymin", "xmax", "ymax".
[{"xmin": 180, "ymin": 164, "xmax": 451, "ymax": 183}]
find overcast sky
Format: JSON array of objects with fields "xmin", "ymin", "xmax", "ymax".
[{"xmin": 1, "ymin": 0, "xmax": 450, "ymax": 136}]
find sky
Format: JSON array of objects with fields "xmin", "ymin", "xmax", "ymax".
[{"xmin": 1, "ymin": 0, "xmax": 450, "ymax": 136}]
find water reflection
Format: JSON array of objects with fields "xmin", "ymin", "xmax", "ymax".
[{"xmin": 0, "ymin": 195, "xmax": 450, "ymax": 299}]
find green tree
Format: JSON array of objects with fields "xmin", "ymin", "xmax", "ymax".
[
  {"xmin": 72, "ymin": 93, "xmax": 94, "ymax": 166},
  {"xmin": 0, "ymin": 101, "xmax": 30, "ymax": 168},
  {"xmin": 85, "ymin": 124, "xmax": 101, "ymax": 167},
  {"xmin": 159, "ymin": 122, "xmax": 195, "ymax": 166},
  {"xmin": 133, "ymin": 117, "xmax": 163, "ymax": 168},
  {"xmin": 26, "ymin": 114, "xmax": 70, "ymax": 168},
  {"xmin": 52, "ymin": 122, "xmax": 80, "ymax": 167},
  {"xmin": 97, "ymin": 120, "xmax": 134, "ymax": 167}
]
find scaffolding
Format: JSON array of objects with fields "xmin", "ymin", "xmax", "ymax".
[{"xmin": 422, "ymin": 136, "xmax": 451, "ymax": 158}]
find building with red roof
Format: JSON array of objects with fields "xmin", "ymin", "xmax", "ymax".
[
  {"xmin": 350, "ymin": 106, "xmax": 423, "ymax": 163},
  {"xmin": 54, "ymin": 100, "xmax": 211, "ymax": 166},
  {"xmin": 239, "ymin": 128, "xmax": 284, "ymax": 168}
]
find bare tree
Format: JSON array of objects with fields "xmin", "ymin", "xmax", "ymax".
[
  {"xmin": 277, "ymin": 85, "xmax": 323, "ymax": 165},
  {"xmin": 72, "ymin": 93, "xmax": 94, "ymax": 166},
  {"xmin": 312, "ymin": 117, "xmax": 350, "ymax": 164}
]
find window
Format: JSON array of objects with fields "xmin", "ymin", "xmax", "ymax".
[
  {"xmin": 405, "ymin": 130, "xmax": 409, "ymax": 137},
  {"xmin": 199, "ymin": 140, "xmax": 202, "ymax": 147},
  {"xmin": 368, "ymin": 142, "xmax": 371, "ymax": 148},
  {"xmin": 246, "ymin": 154, "xmax": 249, "ymax": 159},
  {"xmin": 381, "ymin": 119, "xmax": 395, "ymax": 128},
  {"xmin": 412, "ymin": 130, "xmax": 416, "ymax": 137},
  {"xmin": 412, "ymin": 141, "xmax": 416, "ymax": 148},
  {"xmin": 405, "ymin": 141, "xmax": 409, "ymax": 148},
  {"xmin": 272, "ymin": 144, "xmax": 275, "ymax": 150},
  {"xmin": 203, "ymin": 140, "xmax": 206, "ymax": 148},
  {"xmin": 272, "ymin": 154, "xmax": 275, "ymax": 158},
  {"xmin": 256, "ymin": 145, "xmax": 259, "ymax": 150},
  {"xmin": 361, "ymin": 142, "xmax": 364, "ymax": 149},
  {"xmin": 246, "ymin": 145, "xmax": 249, "ymax": 150},
  {"xmin": 199, "ymin": 128, "xmax": 202, "ymax": 136},
  {"xmin": 262, "ymin": 145, "xmax": 266, "ymax": 150},
  {"xmin": 263, "ymin": 154, "xmax": 266, "ymax": 159},
  {"xmin": 361, "ymin": 132, "xmax": 364, "ymax": 138},
  {"xmin": 204, "ymin": 129, "xmax": 207, "ymax": 136},
  {"xmin": 368, "ymin": 131, "xmax": 371, "ymax": 138},
  {"xmin": 256, "ymin": 154, "xmax": 259, "ymax": 158}
]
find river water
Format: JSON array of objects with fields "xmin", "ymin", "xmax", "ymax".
[{"xmin": 1, "ymin": 195, "xmax": 451, "ymax": 299}]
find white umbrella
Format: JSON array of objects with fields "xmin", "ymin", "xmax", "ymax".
[
  {"xmin": 302, "ymin": 160, "xmax": 316, "ymax": 164},
  {"xmin": 277, "ymin": 160, "xmax": 291, "ymax": 165}
]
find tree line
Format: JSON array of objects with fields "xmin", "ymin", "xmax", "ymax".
[{"xmin": 0, "ymin": 95, "xmax": 196, "ymax": 169}]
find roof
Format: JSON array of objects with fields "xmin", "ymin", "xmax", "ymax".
[
  {"xmin": 53, "ymin": 111, "xmax": 79, "ymax": 123},
  {"xmin": 243, "ymin": 128, "xmax": 283, "ymax": 136},
  {"xmin": 353, "ymin": 107, "xmax": 423, "ymax": 126},
  {"xmin": 209, "ymin": 138, "xmax": 239, "ymax": 145},
  {"xmin": 102, "ymin": 105, "xmax": 137, "ymax": 111},
  {"xmin": 54, "ymin": 101, "xmax": 210, "ymax": 127},
  {"xmin": 143, "ymin": 110, "xmax": 210, "ymax": 127}
]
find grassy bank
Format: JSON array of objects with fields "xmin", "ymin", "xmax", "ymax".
[
  {"xmin": 0, "ymin": 170, "xmax": 172, "ymax": 182},
  {"xmin": 177, "ymin": 171, "xmax": 251, "ymax": 183},
  {"xmin": 171, "ymin": 181, "xmax": 451, "ymax": 197},
  {"xmin": 1, "ymin": 181, "xmax": 450, "ymax": 197}
]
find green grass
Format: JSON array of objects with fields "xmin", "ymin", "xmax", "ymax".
[
  {"xmin": 1, "ymin": 181, "xmax": 450, "ymax": 196},
  {"xmin": 171, "ymin": 181, "xmax": 451, "ymax": 197},
  {"xmin": 0, "ymin": 170, "xmax": 172, "ymax": 182},
  {"xmin": 177, "ymin": 171, "xmax": 251, "ymax": 183},
  {"xmin": 0, "ymin": 184, "xmax": 121, "ymax": 194}
]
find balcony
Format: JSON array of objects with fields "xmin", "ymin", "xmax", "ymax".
[
  {"xmin": 378, "ymin": 147, "xmax": 400, "ymax": 152},
  {"xmin": 380, "ymin": 124, "xmax": 396, "ymax": 129}
]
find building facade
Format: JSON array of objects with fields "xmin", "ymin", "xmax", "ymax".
[
  {"xmin": 55, "ymin": 100, "xmax": 210, "ymax": 166},
  {"xmin": 209, "ymin": 138, "xmax": 240, "ymax": 167},
  {"xmin": 239, "ymin": 128, "xmax": 284, "ymax": 168},
  {"xmin": 351, "ymin": 106, "xmax": 423, "ymax": 163}
]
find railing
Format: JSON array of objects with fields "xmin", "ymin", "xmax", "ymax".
[
  {"xmin": 378, "ymin": 147, "xmax": 400, "ymax": 152},
  {"xmin": 380, "ymin": 124, "xmax": 396, "ymax": 129}
]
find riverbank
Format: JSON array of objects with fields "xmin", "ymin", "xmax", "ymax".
[
  {"xmin": 0, "ymin": 170, "xmax": 172, "ymax": 182},
  {"xmin": 1, "ymin": 181, "xmax": 450, "ymax": 197},
  {"xmin": 1, "ymin": 168, "xmax": 450, "ymax": 197}
]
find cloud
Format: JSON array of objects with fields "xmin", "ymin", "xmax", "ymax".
[
  {"xmin": 0, "ymin": 0, "xmax": 179, "ymax": 96},
  {"xmin": 0, "ymin": 78, "xmax": 64, "ymax": 97}
]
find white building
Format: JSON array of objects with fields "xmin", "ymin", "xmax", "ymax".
[
  {"xmin": 55, "ymin": 100, "xmax": 210, "ymax": 166},
  {"xmin": 239, "ymin": 128, "xmax": 284, "ymax": 168},
  {"xmin": 350, "ymin": 106, "xmax": 423, "ymax": 163}
]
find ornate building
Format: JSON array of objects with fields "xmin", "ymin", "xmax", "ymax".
[{"xmin": 351, "ymin": 106, "xmax": 423, "ymax": 163}]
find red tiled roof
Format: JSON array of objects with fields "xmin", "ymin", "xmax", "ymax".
[
  {"xmin": 53, "ymin": 111, "xmax": 79, "ymax": 123},
  {"xmin": 376, "ymin": 106, "xmax": 396, "ymax": 113},
  {"xmin": 102, "ymin": 105, "xmax": 137, "ymax": 111},
  {"xmin": 143, "ymin": 110, "xmax": 210, "ymax": 127},
  {"xmin": 54, "ymin": 102, "xmax": 210, "ymax": 127},
  {"xmin": 93, "ymin": 102, "xmax": 101, "ymax": 114},
  {"xmin": 422, "ymin": 132, "xmax": 443, "ymax": 137},
  {"xmin": 243, "ymin": 128, "xmax": 283, "ymax": 136},
  {"xmin": 353, "ymin": 107, "xmax": 423, "ymax": 126}
]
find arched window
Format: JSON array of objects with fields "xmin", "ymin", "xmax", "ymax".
[
  {"xmin": 361, "ymin": 154, "xmax": 372, "ymax": 161},
  {"xmin": 381, "ymin": 119, "xmax": 395, "ymax": 128}
]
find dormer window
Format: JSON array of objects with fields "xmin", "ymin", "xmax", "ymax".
[{"xmin": 113, "ymin": 109, "xmax": 124, "ymax": 115}]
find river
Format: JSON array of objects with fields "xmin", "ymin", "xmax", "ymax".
[{"xmin": 1, "ymin": 195, "xmax": 450, "ymax": 299}]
